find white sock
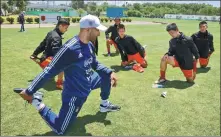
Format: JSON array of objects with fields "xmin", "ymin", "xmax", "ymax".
[
  {"xmin": 32, "ymin": 99, "xmax": 45, "ymax": 111},
  {"xmin": 101, "ymin": 100, "xmax": 109, "ymax": 106}
]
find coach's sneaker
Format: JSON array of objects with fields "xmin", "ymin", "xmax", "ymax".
[
  {"xmin": 100, "ymin": 101, "xmax": 121, "ymax": 112},
  {"xmin": 32, "ymin": 92, "xmax": 45, "ymax": 111},
  {"xmin": 32, "ymin": 91, "xmax": 44, "ymax": 102},
  {"xmin": 154, "ymin": 77, "xmax": 167, "ymax": 84}
]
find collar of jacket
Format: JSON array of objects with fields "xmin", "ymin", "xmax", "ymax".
[
  {"xmin": 54, "ymin": 28, "xmax": 63, "ymax": 36},
  {"xmin": 198, "ymin": 30, "xmax": 208, "ymax": 37},
  {"xmin": 177, "ymin": 32, "xmax": 185, "ymax": 40}
]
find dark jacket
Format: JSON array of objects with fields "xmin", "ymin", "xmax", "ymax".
[
  {"xmin": 32, "ymin": 28, "xmax": 63, "ymax": 61},
  {"xmin": 115, "ymin": 35, "xmax": 145, "ymax": 62},
  {"xmin": 105, "ymin": 24, "xmax": 119, "ymax": 41},
  {"xmin": 166, "ymin": 32, "xmax": 199, "ymax": 70},
  {"xmin": 191, "ymin": 31, "xmax": 214, "ymax": 58}
]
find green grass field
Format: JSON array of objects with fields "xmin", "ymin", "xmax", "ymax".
[{"xmin": 1, "ymin": 19, "xmax": 220, "ymax": 136}]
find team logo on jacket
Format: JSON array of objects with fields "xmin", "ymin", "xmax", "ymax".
[{"xmin": 84, "ymin": 57, "xmax": 93, "ymax": 67}]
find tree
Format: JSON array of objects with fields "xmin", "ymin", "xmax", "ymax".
[
  {"xmin": 88, "ymin": 2, "xmax": 97, "ymax": 12},
  {"xmin": 100, "ymin": 2, "xmax": 109, "ymax": 11},
  {"xmin": 71, "ymin": 0, "xmax": 84, "ymax": 9},
  {"xmin": 96, "ymin": 8, "xmax": 102, "ymax": 17},
  {"xmin": 133, "ymin": 3, "xmax": 141, "ymax": 11},
  {"xmin": 77, "ymin": 8, "xmax": 85, "ymax": 17},
  {"xmin": 2, "ymin": 2, "xmax": 9, "ymax": 16},
  {"xmin": 15, "ymin": 0, "xmax": 28, "ymax": 11}
]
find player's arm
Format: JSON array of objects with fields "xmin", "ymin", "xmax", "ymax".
[
  {"xmin": 131, "ymin": 36, "xmax": 145, "ymax": 58},
  {"xmin": 209, "ymin": 34, "xmax": 215, "ymax": 54},
  {"xmin": 165, "ymin": 41, "xmax": 175, "ymax": 56},
  {"xmin": 51, "ymin": 36, "xmax": 62, "ymax": 55},
  {"xmin": 32, "ymin": 37, "xmax": 47, "ymax": 57},
  {"xmin": 25, "ymin": 42, "xmax": 77, "ymax": 95},
  {"xmin": 188, "ymin": 38, "xmax": 199, "ymax": 60},
  {"xmin": 115, "ymin": 37, "xmax": 127, "ymax": 62},
  {"xmin": 105, "ymin": 26, "xmax": 113, "ymax": 40},
  {"xmin": 191, "ymin": 34, "xmax": 196, "ymax": 44}
]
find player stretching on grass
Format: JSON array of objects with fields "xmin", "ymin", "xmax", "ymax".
[
  {"xmin": 115, "ymin": 24, "xmax": 147, "ymax": 73},
  {"xmin": 191, "ymin": 21, "xmax": 215, "ymax": 68},
  {"xmin": 17, "ymin": 15, "xmax": 120, "ymax": 135},
  {"xmin": 30, "ymin": 19, "xmax": 70, "ymax": 89},
  {"xmin": 105, "ymin": 17, "xmax": 121, "ymax": 56},
  {"xmin": 155, "ymin": 23, "xmax": 199, "ymax": 84}
]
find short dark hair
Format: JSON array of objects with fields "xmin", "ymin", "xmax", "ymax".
[
  {"xmin": 117, "ymin": 24, "xmax": 125, "ymax": 31},
  {"xmin": 114, "ymin": 17, "xmax": 121, "ymax": 21},
  {"xmin": 57, "ymin": 18, "xmax": 70, "ymax": 26},
  {"xmin": 199, "ymin": 21, "xmax": 207, "ymax": 26},
  {"xmin": 166, "ymin": 23, "xmax": 178, "ymax": 31}
]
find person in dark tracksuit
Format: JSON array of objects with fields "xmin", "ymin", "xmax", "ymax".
[
  {"xmin": 18, "ymin": 11, "xmax": 25, "ymax": 32},
  {"xmin": 155, "ymin": 23, "xmax": 199, "ymax": 84},
  {"xmin": 191, "ymin": 21, "xmax": 214, "ymax": 68},
  {"xmin": 105, "ymin": 17, "xmax": 121, "ymax": 56},
  {"xmin": 17, "ymin": 15, "xmax": 120, "ymax": 135},
  {"xmin": 115, "ymin": 24, "xmax": 147, "ymax": 73},
  {"xmin": 30, "ymin": 19, "xmax": 70, "ymax": 89}
]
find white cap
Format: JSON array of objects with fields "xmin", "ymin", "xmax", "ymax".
[{"xmin": 79, "ymin": 14, "xmax": 107, "ymax": 31}]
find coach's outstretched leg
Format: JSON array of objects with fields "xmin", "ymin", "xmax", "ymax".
[{"xmin": 34, "ymin": 93, "xmax": 86, "ymax": 135}]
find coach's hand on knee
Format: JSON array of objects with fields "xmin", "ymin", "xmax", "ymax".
[{"xmin": 110, "ymin": 72, "xmax": 117, "ymax": 87}]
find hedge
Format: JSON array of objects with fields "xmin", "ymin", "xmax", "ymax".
[
  {"xmin": 0, "ymin": 16, "xmax": 4, "ymax": 24},
  {"xmin": 0, "ymin": 16, "xmax": 132, "ymax": 24}
]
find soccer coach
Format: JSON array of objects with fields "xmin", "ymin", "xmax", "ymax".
[{"xmin": 17, "ymin": 14, "xmax": 121, "ymax": 135}]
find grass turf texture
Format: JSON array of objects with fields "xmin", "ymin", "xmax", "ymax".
[{"xmin": 1, "ymin": 19, "xmax": 220, "ymax": 136}]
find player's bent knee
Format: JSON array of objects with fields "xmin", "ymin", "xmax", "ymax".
[
  {"xmin": 141, "ymin": 63, "xmax": 147, "ymax": 68},
  {"xmin": 186, "ymin": 78, "xmax": 194, "ymax": 83}
]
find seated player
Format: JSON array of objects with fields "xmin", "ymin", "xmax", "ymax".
[
  {"xmin": 155, "ymin": 23, "xmax": 199, "ymax": 84},
  {"xmin": 105, "ymin": 17, "xmax": 121, "ymax": 56},
  {"xmin": 30, "ymin": 19, "xmax": 70, "ymax": 89},
  {"xmin": 115, "ymin": 24, "xmax": 147, "ymax": 73},
  {"xmin": 191, "ymin": 21, "xmax": 214, "ymax": 68}
]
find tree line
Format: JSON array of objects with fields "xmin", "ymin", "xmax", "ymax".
[{"xmin": 1, "ymin": 0, "xmax": 220, "ymax": 18}]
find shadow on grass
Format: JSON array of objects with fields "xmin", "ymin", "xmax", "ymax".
[
  {"xmin": 102, "ymin": 52, "xmax": 119, "ymax": 57},
  {"xmin": 28, "ymin": 78, "xmax": 58, "ymax": 91},
  {"xmin": 110, "ymin": 65, "xmax": 131, "ymax": 73},
  {"xmin": 17, "ymin": 112, "xmax": 111, "ymax": 136},
  {"xmin": 163, "ymin": 80, "xmax": 194, "ymax": 89},
  {"xmin": 196, "ymin": 67, "xmax": 211, "ymax": 74}
]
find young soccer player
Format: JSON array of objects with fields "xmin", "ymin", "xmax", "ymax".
[
  {"xmin": 191, "ymin": 21, "xmax": 214, "ymax": 68},
  {"xmin": 115, "ymin": 24, "xmax": 147, "ymax": 73},
  {"xmin": 30, "ymin": 19, "xmax": 70, "ymax": 89},
  {"xmin": 105, "ymin": 17, "xmax": 121, "ymax": 56},
  {"xmin": 155, "ymin": 23, "xmax": 199, "ymax": 84}
]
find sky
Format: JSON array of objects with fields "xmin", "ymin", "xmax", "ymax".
[{"xmin": 31, "ymin": 1, "xmax": 220, "ymax": 7}]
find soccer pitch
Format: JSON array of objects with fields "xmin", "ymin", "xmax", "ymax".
[{"xmin": 1, "ymin": 18, "xmax": 220, "ymax": 136}]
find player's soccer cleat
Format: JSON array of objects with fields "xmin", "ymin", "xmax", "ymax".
[
  {"xmin": 100, "ymin": 101, "xmax": 121, "ymax": 112},
  {"xmin": 108, "ymin": 53, "xmax": 111, "ymax": 56},
  {"xmin": 132, "ymin": 64, "xmax": 144, "ymax": 73},
  {"xmin": 154, "ymin": 77, "xmax": 167, "ymax": 84}
]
